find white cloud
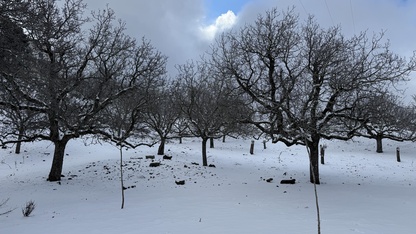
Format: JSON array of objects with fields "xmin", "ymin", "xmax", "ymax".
[{"xmin": 199, "ymin": 10, "xmax": 237, "ymax": 41}]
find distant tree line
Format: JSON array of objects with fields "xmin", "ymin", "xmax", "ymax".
[{"xmin": 1, "ymin": 1, "xmax": 415, "ymax": 184}]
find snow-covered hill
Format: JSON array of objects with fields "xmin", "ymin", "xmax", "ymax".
[{"xmin": 1, "ymin": 137, "xmax": 416, "ymax": 233}]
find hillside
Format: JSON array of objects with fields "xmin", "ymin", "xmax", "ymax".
[{"xmin": 1, "ymin": 137, "xmax": 416, "ymax": 233}]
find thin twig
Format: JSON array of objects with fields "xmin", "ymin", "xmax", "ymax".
[
  {"xmin": 120, "ymin": 143, "xmax": 125, "ymax": 209},
  {"xmin": 0, "ymin": 198, "xmax": 16, "ymax": 216},
  {"xmin": 304, "ymin": 139, "xmax": 321, "ymax": 234}
]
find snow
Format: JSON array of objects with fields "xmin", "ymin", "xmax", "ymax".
[{"xmin": 1, "ymin": 137, "xmax": 416, "ymax": 233}]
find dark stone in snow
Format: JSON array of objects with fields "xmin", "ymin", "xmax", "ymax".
[
  {"xmin": 123, "ymin": 185, "xmax": 137, "ymax": 190},
  {"xmin": 149, "ymin": 162, "xmax": 161, "ymax": 167},
  {"xmin": 280, "ymin": 179, "xmax": 296, "ymax": 184},
  {"xmin": 175, "ymin": 180, "xmax": 185, "ymax": 185},
  {"xmin": 163, "ymin": 155, "xmax": 172, "ymax": 160},
  {"xmin": 208, "ymin": 164, "xmax": 216, "ymax": 168}
]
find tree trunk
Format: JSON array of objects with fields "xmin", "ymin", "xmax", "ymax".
[
  {"xmin": 396, "ymin": 147, "xmax": 401, "ymax": 162},
  {"xmin": 157, "ymin": 137, "xmax": 166, "ymax": 155},
  {"xmin": 307, "ymin": 139, "xmax": 320, "ymax": 184},
  {"xmin": 15, "ymin": 141, "xmax": 22, "ymax": 154},
  {"xmin": 14, "ymin": 125, "xmax": 24, "ymax": 154},
  {"xmin": 222, "ymin": 135, "xmax": 226, "ymax": 143},
  {"xmin": 209, "ymin": 137, "xmax": 214, "ymax": 148},
  {"xmin": 47, "ymin": 139, "xmax": 69, "ymax": 182},
  {"xmin": 202, "ymin": 138, "xmax": 208, "ymax": 166},
  {"xmin": 250, "ymin": 140, "xmax": 254, "ymax": 155},
  {"xmin": 376, "ymin": 135, "xmax": 383, "ymax": 153}
]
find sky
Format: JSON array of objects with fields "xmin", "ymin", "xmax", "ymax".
[{"xmin": 81, "ymin": 0, "xmax": 416, "ymax": 99}]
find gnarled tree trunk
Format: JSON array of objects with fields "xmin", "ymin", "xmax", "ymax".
[{"xmin": 47, "ymin": 139, "xmax": 69, "ymax": 182}]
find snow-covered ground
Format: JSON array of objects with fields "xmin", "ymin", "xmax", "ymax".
[{"xmin": 1, "ymin": 136, "xmax": 416, "ymax": 234}]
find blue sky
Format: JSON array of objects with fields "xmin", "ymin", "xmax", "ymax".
[{"xmin": 203, "ymin": 0, "xmax": 250, "ymax": 21}]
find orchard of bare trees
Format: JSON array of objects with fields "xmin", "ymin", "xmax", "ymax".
[
  {"xmin": 209, "ymin": 8, "xmax": 416, "ymax": 184},
  {"xmin": 1, "ymin": 1, "xmax": 416, "ymax": 184},
  {"xmin": 0, "ymin": 0, "xmax": 167, "ymax": 181}
]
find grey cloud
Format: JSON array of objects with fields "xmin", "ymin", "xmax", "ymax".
[
  {"xmin": 82, "ymin": 0, "xmax": 416, "ymax": 99},
  {"xmin": 234, "ymin": 0, "xmax": 416, "ymax": 100},
  {"xmin": 84, "ymin": 0, "xmax": 210, "ymax": 73},
  {"xmin": 235, "ymin": 0, "xmax": 416, "ymax": 56}
]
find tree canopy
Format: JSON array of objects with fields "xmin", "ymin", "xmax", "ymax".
[
  {"xmin": 0, "ymin": 0, "xmax": 167, "ymax": 181},
  {"xmin": 211, "ymin": 8, "xmax": 416, "ymax": 183}
]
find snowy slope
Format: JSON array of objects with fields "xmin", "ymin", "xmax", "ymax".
[{"xmin": 1, "ymin": 137, "xmax": 416, "ymax": 234}]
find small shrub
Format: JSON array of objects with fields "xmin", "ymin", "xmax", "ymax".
[{"xmin": 22, "ymin": 200, "xmax": 36, "ymax": 217}]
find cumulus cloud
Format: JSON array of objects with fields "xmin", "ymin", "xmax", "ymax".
[{"xmin": 199, "ymin": 10, "xmax": 237, "ymax": 41}]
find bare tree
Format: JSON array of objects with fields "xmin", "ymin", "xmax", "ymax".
[
  {"xmin": 212, "ymin": 8, "xmax": 416, "ymax": 184},
  {"xmin": 0, "ymin": 0, "xmax": 167, "ymax": 181},
  {"xmin": 96, "ymin": 37, "xmax": 167, "ymax": 147},
  {"xmin": 175, "ymin": 60, "xmax": 246, "ymax": 166},
  {"xmin": 172, "ymin": 117, "xmax": 190, "ymax": 144},
  {"xmin": 0, "ymin": 0, "xmax": 37, "ymax": 154},
  {"xmin": 142, "ymin": 80, "xmax": 182, "ymax": 155},
  {"xmin": 353, "ymin": 92, "xmax": 416, "ymax": 153},
  {"xmin": 0, "ymin": 108, "xmax": 42, "ymax": 154}
]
